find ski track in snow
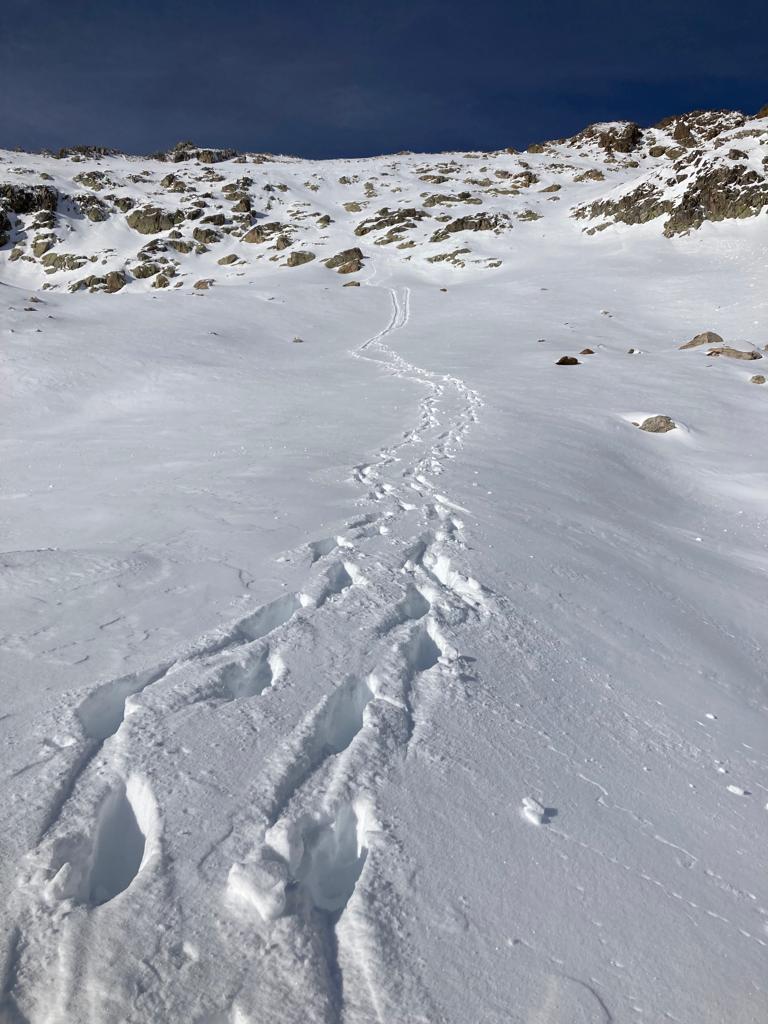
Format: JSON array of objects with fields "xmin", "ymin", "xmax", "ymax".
[{"xmin": 2, "ymin": 286, "xmax": 492, "ymax": 1023}]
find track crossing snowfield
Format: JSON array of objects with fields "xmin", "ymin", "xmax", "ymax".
[
  {"xmin": 2, "ymin": 285, "xmax": 498, "ymax": 1023},
  {"xmin": 2, "ymin": 128, "xmax": 768, "ymax": 1023}
]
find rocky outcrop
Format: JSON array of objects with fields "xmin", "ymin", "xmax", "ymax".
[
  {"xmin": 41, "ymin": 251, "xmax": 92, "ymax": 272},
  {"xmin": 662, "ymin": 165, "xmax": 768, "ymax": 236},
  {"xmin": 355, "ymin": 207, "xmax": 429, "ymax": 237},
  {"xmin": 242, "ymin": 221, "xmax": 283, "ymax": 244},
  {"xmin": 430, "ymin": 213, "xmax": 508, "ymax": 243},
  {"xmin": 192, "ymin": 227, "xmax": 221, "ymax": 244},
  {"xmin": 0, "ymin": 209, "xmax": 11, "ymax": 247},
  {"xmin": 423, "ymin": 192, "xmax": 482, "ymax": 208},
  {"xmin": 126, "ymin": 207, "xmax": 183, "ymax": 234},
  {"xmin": 573, "ymin": 183, "xmax": 674, "ymax": 227},
  {"xmin": 73, "ymin": 170, "xmax": 112, "ymax": 191},
  {"xmin": 285, "ymin": 251, "xmax": 315, "ymax": 267},
  {"xmin": 654, "ymin": 110, "xmax": 746, "ymax": 146},
  {"xmin": 74, "ymin": 194, "xmax": 109, "ymax": 222},
  {"xmin": 0, "ymin": 184, "xmax": 58, "ymax": 214},
  {"xmin": 132, "ymin": 262, "xmax": 162, "ymax": 279},
  {"xmin": 70, "ymin": 270, "xmax": 126, "ymax": 293},
  {"xmin": 324, "ymin": 247, "xmax": 364, "ymax": 273}
]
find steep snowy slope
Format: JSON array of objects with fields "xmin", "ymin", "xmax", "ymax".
[{"xmin": 1, "ymin": 110, "xmax": 767, "ymax": 1024}]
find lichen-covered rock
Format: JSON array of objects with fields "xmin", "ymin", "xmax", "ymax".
[
  {"xmin": 126, "ymin": 207, "xmax": 182, "ymax": 234},
  {"xmin": 217, "ymin": 254, "xmax": 239, "ymax": 265},
  {"xmin": 285, "ymin": 251, "xmax": 315, "ymax": 267},
  {"xmin": 639, "ymin": 415, "xmax": 676, "ymax": 433},
  {"xmin": 152, "ymin": 274, "xmax": 170, "ymax": 289},
  {"xmin": 750, "ymin": 374, "xmax": 766, "ymax": 384}
]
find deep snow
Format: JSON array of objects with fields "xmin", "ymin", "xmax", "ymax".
[{"xmin": 1, "ymin": 138, "xmax": 768, "ymax": 1024}]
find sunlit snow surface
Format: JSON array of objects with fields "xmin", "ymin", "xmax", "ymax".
[{"xmin": 1, "ymin": 138, "xmax": 767, "ymax": 1023}]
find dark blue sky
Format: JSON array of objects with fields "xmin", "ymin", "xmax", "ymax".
[{"xmin": 2, "ymin": 0, "xmax": 766, "ymax": 157}]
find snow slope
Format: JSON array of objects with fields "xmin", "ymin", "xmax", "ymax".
[{"xmin": 1, "ymin": 114, "xmax": 768, "ymax": 1023}]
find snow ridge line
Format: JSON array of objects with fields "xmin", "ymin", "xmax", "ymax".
[{"xmin": 3, "ymin": 285, "xmax": 491, "ymax": 1023}]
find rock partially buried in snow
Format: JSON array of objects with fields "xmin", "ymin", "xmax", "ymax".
[
  {"xmin": 706, "ymin": 345, "xmax": 762, "ymax": 361},
  {"xmin": 579, "ymin": 348, "xmax": 594, "ymax": 355},
  {"xmin": 324, "ymin": 247, "xmax": 364, "ymax": 273},
  {"xmin": 555, "ymin": 356, "xmax": 580, "ymax": 365},
  {"xmin": 679, "ymin": 330, "xmax": 723, "ymax": 350},
  {"xmin": 522, "ymin": 797, "xmax": 546, "ymax": 825},
  {"xmin": 750, "ymin": 374, "xmax": 766, "ymax": 384},
  {"xmin": 639, "ymin": 415, "xmax": 676, "ymax": 433},
  {"xmin": 285, "ymin": 251, "xmax": 315, "ymax": 267}
]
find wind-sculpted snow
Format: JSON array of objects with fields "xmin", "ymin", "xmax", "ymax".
[{"xmin": 1, "ymin": 139, "xmax": 767, "ymax": 1022}]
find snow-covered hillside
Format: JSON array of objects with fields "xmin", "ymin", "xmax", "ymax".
[{"xmin": 1, "ymin": 108, "xmax": 767, "ymax": 1024}]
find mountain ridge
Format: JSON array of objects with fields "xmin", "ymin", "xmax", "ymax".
[{"xmin": 2, "ymin": 105, "xmax": 766, "ymax": 295}]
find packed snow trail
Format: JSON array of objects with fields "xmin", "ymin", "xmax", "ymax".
[{"xmin": 2, "ymin": 285, "xmax": 492, "ymax": 1023}]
